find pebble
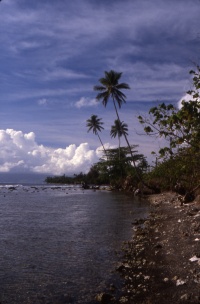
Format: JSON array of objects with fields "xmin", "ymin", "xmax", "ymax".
[{"xmin": 180, "ymin": 294, "xmax": 189, "ymax": 301}]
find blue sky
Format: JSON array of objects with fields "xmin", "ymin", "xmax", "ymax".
[{"xmin": 0, "ymin": 0, "xmax": 200, "ymax": 175}]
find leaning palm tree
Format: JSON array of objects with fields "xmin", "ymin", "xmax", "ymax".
[
  {"xmin": 93, "ymin": 71, "xmax": 155, "ymax": 189},
  {"xmin": 94, "ymin": 70, "xmax": 143, "ymax": 182},
  {"xmin": 110, "ymin": 120, "xmax": 128, "ymax": 160},
  {"xmin": 86, "ymin": 115, "xmax": 107, "ymax": 156}
]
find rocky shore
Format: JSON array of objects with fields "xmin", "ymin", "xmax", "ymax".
[{"xmin": 96, "ymin": 192, "xmax": 200, "ymax": 303}]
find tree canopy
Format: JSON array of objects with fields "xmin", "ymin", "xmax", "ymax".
[
  {"xmin": 138, "ymin": 65, "xmax": 200, "ymax": 197},
  {"xmin": 138, "ymin": 66, "xmax": 200, "ymax": 157}
]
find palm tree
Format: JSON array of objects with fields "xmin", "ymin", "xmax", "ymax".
[
  {"xmin": 86, "ymin": 115, "xmax": 107, "ymax": 156},
  {"xmin": 110, "ymin": 120, "xmax": 128, "ymax": 160},
  {"xmin": 94, "ymin": 70, "xmax": 143, "ymax": 182}
]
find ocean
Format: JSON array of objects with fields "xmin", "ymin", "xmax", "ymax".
[{"xmin": 0, "ymin": 184, "xmax": 149, "ymax": 303}]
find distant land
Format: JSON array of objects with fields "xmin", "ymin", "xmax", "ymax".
[{"xmin": 0, "ymin": 173, "xmax": 48, "ymax": 184}]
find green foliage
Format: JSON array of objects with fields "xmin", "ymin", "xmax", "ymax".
[
  {"xmin": 140, "ymin": 65, "xmax": 200, "ymax": 193},
  {"xmin": 98, "ymin": 146, "xmax": 148, "ymax": 188},
  {"xmin": 139, "ymin": 66, "xmax": 200, "ymax": 157},
  {"xmin": 145, "ymin": 147, "xmax": 200, "ymax": 193}
]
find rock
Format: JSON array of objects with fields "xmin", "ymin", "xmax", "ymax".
[
  {"xmin": 95, "ymin": 293, "xmax": 114, "ymax": 303},
  {"xmin": 183, "ymin": 192, "xmax": 195, "ymax": 203},
  {"xmin": 176, "ymin": 279, "xmax": 186, "ymax": 286},
  {"xmin": 109, "ymin": 283, "xmax": 116, "ymax": 291},
  {"xmin": 119, "ymin": 296, "xmax": 129, "ymax": 303},
  {"xmin": 172, "ymin": 276, "xmax": 178, "ymax": 281},
  {"xmin": 134, "ymin": 189, "xmax": 141, "ymax": 196},
  {"xmin": 132, "ymin": 218, "xmax": 146, "ymax": 226},
  {"xmin": 189, "ymin": 255, "xmax": 200, "ymax": 262},
  {"xmin": 180, "ymin": 294, "xmax": 189, "ymax": 301},
  {"xmin": 116, "ymin": 263, "xmax": 131, "ymax": 272},
  {"xmin": 154, "ymin": 242, "xmax": 163, "ymax": 249},
  {"xmin": 194, "ymin": 195, "xmax": 200, "ymax": 203},
  {"xmin": 8, "ymin": 186, "xmax": 16, "ymax": 190}
]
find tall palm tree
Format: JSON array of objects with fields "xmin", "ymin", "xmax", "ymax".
[
  {"xmin": 93, "ymin": 70, "xmax": 130, "ymax": 149},
  {"xmin": 110, "ymin": 120, "xmax": 128, "ymax": 160},
  {"xmin": 94, "ymin": 70, "xmax": 143, "ymax": 182},
  {"xmin": 86, "ymin": 115, "xmax": 107, "ymax": 156}
]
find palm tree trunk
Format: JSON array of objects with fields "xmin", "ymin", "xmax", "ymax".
[
  {"xmin": 112, "ymin": 98, "xmax": 121, "ymax": 121},
  {"xmin": 118, "ymin": 135, "xmax": 120, "ymax": 161},
  {"xmin": 112, "ymin": 97, "xmax": 148, "ymax": 187},
  {"xmin": 97, "ymin": 132, "xmax": 107, "ymax": 158}
]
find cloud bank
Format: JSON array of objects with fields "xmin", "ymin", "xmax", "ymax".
[{"xmin": 0, "ymin": 129, "xmax": 104, "ymax": 175}]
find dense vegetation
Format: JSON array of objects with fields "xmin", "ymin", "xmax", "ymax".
[
  {"xmin": 47, "ymin": 67, "xmax": 200, "ymax": 200},
  {"xmin": 140, "ymin": 66, "xmax": 200, "ymax": 199}
]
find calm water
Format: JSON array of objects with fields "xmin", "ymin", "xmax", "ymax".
[{"xmin": 0, "ymin": 185, "xmax": 149, "ymax": 303}]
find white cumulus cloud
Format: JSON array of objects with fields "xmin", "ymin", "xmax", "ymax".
[
  {"xmin": 177, "ymin": 94, "xmax": 191, "ymax": 109},
  {"xmin": 75, "ymin": 97, "xmax": 97, "ymax": 108},
  {"xmin": 0, "ymin": 129, "xmax": 107, "ymax": 175},
  {"xmin": 177, "ymin": 92, "xmax": 200, "ymax": 109}
]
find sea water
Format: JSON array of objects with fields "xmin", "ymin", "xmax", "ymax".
[{"xmin": 0, "ymin": 185, "xmax": 149, "ymax": 303}]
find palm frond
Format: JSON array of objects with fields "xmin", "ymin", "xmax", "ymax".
[
  {"xmin": 107, "ymin": 70, "xmax": 122, "ymax": 83},
  {"xmin": 115, "ymin": 89, "xmax": 127, "ymax": 100},
  {"xmin": 99, "ymin": 77, "xmax": 110, "ymax": 86},
  {"xmin": 96, "ymin": 92, "xmax": 109, "ymax": 107},
  {"xmin": 93, "ymin": 85, "xmax": 106, "ymax": 91},
  {"xmin": 116, "ymin": 83, "xmax": 130, "ymax": 90},
  {"xmin": 110, "ymin": 119, "xmax": 128, "ymax": 138}
]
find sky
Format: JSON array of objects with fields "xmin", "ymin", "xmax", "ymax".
[{"xmin": 0, "ymin": 0, "xmax": 200, "ymax": 177}]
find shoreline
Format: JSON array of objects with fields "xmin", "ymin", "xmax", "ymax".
[
  {"xmin": 117, "ymin": 191, "xmax": 200, "ymax": 303},
  {"xmin": 97, "ymin": 192, "xmax": 200, "ymax": 303}
]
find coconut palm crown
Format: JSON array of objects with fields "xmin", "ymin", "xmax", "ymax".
[
  {"xmin": 110, "ymin": 119, "xmax": 128, "ymax": 140},
  {"xmin": 86, "ymin": 114, "xmax": 104, "ymax": 135},
  {"xmin": 86, "ymin": 115, "xmax": 106, "ymax": 155},
  {"xmin": 94, "ymin": 70, "xmax": 130, "ymax": 119}
]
